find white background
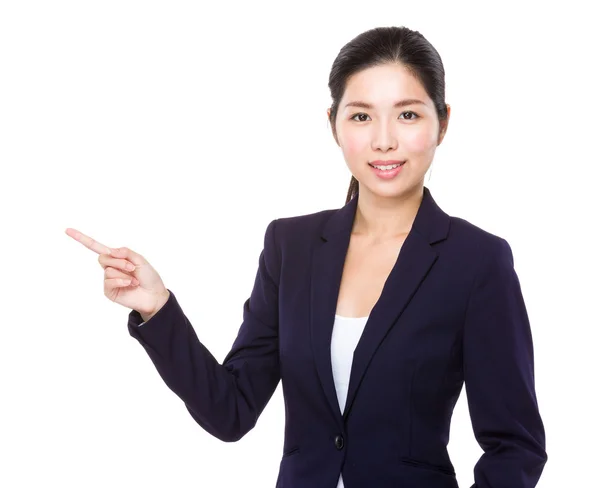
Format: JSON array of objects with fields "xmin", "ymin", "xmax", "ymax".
[{"xmin": 1, "ymin": 1, "xmax": 598, "ymax": 486}]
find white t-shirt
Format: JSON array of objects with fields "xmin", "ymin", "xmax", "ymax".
[{"xmin": 331, "ymin": 314, "xmax": 369, "ymax": 488}]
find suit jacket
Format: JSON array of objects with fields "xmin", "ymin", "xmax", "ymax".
[{"xmin": 127, "ymin": 186, "xmax": 547, "ymax": 488}]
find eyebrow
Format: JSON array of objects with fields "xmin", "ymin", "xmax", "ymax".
[{"xmin": 344, "ymin": 99, "xmax": 427, "ymax": 109}]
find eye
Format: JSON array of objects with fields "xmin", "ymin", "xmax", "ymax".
[
  {"xmin": 350, "ymin": 113, "xmax": 370, "ymax": 122},
  {"xmin": 350, "ymin": 111, "xmax": 420, "ymax": 122},
  {"xmin": 399, "ymin": 111, "xmax": 419, "ymax": 120}
]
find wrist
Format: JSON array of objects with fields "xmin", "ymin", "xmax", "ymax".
[{"xmin": 140, "ymin": 290, "xmax": 170, "ymax": 322}]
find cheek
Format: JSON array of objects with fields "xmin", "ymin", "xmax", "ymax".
[
  {"xmin": 341, "ymin": 131, "xmax": 369, "ymax": 159},
  {"xmin": 404, "ymin": 129, "xmax": 437, "ymax": 154}
]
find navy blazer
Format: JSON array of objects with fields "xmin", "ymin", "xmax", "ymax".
[{"xmin": 127, "ymin": 186, "xmax": 547, "ymax": 488}]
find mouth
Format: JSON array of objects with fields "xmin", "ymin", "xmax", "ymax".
[
  {"xmin": 368, "ymin": 160, "xmax": 406, "ymax": 179},
  {"xmin": 368, "ymin": 161, "xmax": 406, "ymax": 170}
]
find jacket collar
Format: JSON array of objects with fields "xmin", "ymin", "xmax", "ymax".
[
  {"xmin": 310, "ymin": 185, "xmax": 451, "ymax": 429},
  {"xmin": 320, "ymin": 185, "xmax": 449, "ymax": 245}
]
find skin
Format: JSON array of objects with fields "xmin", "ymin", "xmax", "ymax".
[
  {"xmin": 328, "ymin": 62, "xmax": 451, "ymax": 242},
  {"xmin": 328, "ymin": 62, "xmax": 452, "ymax": 317},
  {"xmin": 64, "ymin": 228, "xmax": 169, "ymax": 321}
]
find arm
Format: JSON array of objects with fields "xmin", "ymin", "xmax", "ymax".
[
  {"xmin": 463, "ymin": 238, "xmax": 547, "ymax": 488},
  {"xmin": 127, "ymin": 219, "xmax": 281, "ymax": 442}
]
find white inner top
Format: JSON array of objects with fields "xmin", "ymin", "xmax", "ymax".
[{"xmin": 331, "ymin": 313, "xmax": 369, "ymax": 488}]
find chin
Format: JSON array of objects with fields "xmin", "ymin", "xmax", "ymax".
[{"xmin": 361, "ymin": 183, "xmax": 408, "ymax": 198}]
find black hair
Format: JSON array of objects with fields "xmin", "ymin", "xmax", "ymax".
[{"xmin": 327, "ymin": 26, "xmax": 449, "ymax": 204}]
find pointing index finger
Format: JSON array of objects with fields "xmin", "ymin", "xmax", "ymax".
[{"xmin": 65, "ymin": 228, "xmax": 112, "ymax": 255}]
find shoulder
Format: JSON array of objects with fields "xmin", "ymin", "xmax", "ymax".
[
  {"xmin": 268, "ymin": 206, "xmax": 514, "ymax": 266},
  {"xmin": 449, "ymin": 215, "xmax": 509, "ymax": 247},
  {"xmin": 272, "ymin": 207, "xmax": 339, "ymax": 240},
  {"xmin": 448, "ymin": 215, "xmax": 514, "ymax": 268}
]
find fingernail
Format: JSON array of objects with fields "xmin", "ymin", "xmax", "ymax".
[{"xmin": 126, "ymin": 263, "xmax": 135, "ymax": 271}]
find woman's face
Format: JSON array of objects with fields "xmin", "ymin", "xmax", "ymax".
[{"xmin": 329, "ymin": 63, "xmax": 450, "ymax": 199}]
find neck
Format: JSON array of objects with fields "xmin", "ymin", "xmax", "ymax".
[{"xmin": 352, "ymin": 184, "xmax": 424, "ymax": 240}]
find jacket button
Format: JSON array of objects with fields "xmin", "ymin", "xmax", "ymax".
[{"xmin": 334, "ymin": 434, "xmax": 344, "ymax": 450}]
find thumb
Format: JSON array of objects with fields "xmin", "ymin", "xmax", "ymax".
[{"xmin": 109, "ymin": 246, "xmax": 147, "ymax": 266}]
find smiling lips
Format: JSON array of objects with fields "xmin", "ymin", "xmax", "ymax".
[
  {"xmin": 368, "ymin": 160, "xmax": 406, "ymax": 179},
  {"xmin": 368, "ymin": 160, "xmax": 406, "ymax": 169}
]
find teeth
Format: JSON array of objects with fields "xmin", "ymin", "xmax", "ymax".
[{"xmin": 371, "ymin": 163, "xmax": 403, "ymax": 170}]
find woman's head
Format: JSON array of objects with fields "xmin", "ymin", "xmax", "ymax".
[{"xmin": 327, "ymin": 26, "xmax": 451, "ymax": 204}]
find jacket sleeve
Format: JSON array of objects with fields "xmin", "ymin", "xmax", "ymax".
[
  {"xmin": 463, "ymin": 237, "xmax": 547, "ymax": 488},
  {"xmin": 127, "ymin": 219, "xmax": 281, "ymax": 442}
]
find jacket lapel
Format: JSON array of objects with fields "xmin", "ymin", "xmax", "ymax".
[{"xmin": 309, "ymin": 186, "xmax": 450, "ymax": 426}]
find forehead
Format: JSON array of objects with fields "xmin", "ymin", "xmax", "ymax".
[{"xmin": 341, "ymin": 63, "xmax": 432, "ymax": 108}]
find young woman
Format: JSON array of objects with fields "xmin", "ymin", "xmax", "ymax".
[{"xmin": 67, "ymin": 26, "xmax": 547, "ymax": 488}]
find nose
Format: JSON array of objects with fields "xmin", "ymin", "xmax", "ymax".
[{"xmin": 371, "ymin": 120, "xmax": 398, "ymax": 152}]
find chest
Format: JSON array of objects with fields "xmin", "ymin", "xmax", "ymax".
[{"xmin": 335, "ymin": 235, "xmax": 406, "ymax": 318}]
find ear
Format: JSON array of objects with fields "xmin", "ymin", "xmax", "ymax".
[
  {"xmin": 327, "ymin": 108, "xmax": 340, "ymax": 146},
  {"xmin": 437, "ymin": 104, "xmax": 451, "ymax": 145}
]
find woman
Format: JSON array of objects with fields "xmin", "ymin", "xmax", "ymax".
[{"xmin": 66, "ymin": 26, "xmax": 547, "ymax": 488}]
